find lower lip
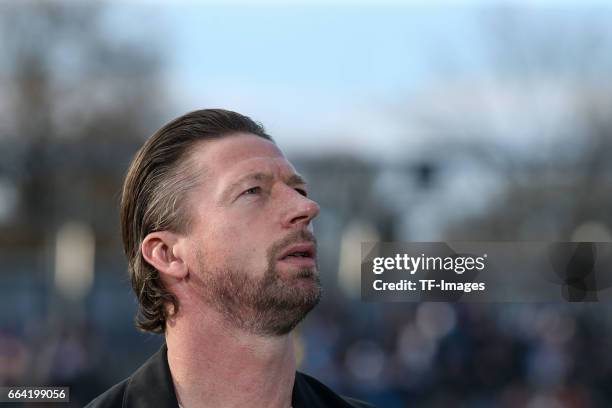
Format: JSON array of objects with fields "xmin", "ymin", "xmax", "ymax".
[{"xmin": 278, "ymin": 256, "xmax": 316, "ymax": 268}]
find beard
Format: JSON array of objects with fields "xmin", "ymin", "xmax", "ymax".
[{"xmin": 194, "ymin": 230, "xmax": 322, "ymax": 337}]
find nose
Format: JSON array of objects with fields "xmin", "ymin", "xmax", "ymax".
[{"xmin": 281, "ymin": 189, "xmax": 320, "ymax": 229}]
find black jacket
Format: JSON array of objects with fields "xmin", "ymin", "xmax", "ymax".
[{"xmin": 85, "ymin": 344, "xmax": 374, "ymax": 408}]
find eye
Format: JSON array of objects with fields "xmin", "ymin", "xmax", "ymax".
[
  {"xmin": 295, "ymin": 188, "xmax": 308, "ymax": 197},
  {"xmin": 242, "ymin": 186, "xmax": 261, "ymax": 196}
]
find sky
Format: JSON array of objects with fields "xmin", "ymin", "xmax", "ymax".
[{"xmin": 102, "ymin": 1, "xmax": 612, "ymax": 159}]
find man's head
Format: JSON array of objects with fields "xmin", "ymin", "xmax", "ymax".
[{"xmin": 120, "ymin": 109, "xmax": 321, "ymax": 336}]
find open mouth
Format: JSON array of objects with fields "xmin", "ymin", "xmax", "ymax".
[
  {"xmin": 278, "ymin": 242, "xmax": 316, "ymax": 268},
  {"xmin": 283, "ymin": 251, "xmax": 312, "ymax": 258}
]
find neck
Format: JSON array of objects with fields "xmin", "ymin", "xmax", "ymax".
[{"xmin": 165, "ymin": 302, "xmax": 296, "ymax": 408}]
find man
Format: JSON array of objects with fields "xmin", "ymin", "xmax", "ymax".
[{"xmin": 86, "ymin": 109, "xmax": 374, "ymax": 408}]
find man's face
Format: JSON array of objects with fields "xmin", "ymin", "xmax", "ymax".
[{"xmin": 181, "ymin": 133, "xmax": 321, "ymax": 336}]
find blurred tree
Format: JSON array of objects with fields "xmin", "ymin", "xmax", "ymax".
[
  {"xmin": 406, "ymin": 8, "xmax": 612, "ymax": 241},
  {"xmin": 0, "ymin": 1, "xmax": 167, "ymax": 249}
]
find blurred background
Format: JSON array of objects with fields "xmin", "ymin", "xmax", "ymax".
[{"xmin": 1, "ymin": 0, "xmax": 612, "ymax": 407}]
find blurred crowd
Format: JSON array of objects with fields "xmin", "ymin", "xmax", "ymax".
[{"xmin": 3, "ymin": 293, "xmax": 612, "ymax": 407}]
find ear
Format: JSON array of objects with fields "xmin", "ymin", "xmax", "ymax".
[{"xmin": 141, "ymin": 231, "xmax": 188, "ymax": 280}]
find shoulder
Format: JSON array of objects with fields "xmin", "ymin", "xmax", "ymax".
[
  {"xmin": 295, "ymin": 371, "xmax": 377, "ymax": 408},
  {"xmin": 84, "ymin": 378, "xmax": 129, "ymax": 408}
]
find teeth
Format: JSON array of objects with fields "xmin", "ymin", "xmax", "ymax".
[{"xmin": 288, "ymin": 252, "xmax": 307, "ymax": 257}]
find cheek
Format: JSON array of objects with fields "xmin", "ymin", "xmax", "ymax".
[
  {"xmin": 202, "ymin": 222, "xmax": 269, "ymax": 270},
  {"xmin": 193, "ymin": 205, "xmax": 276, "ymax": 269},
  {"xmin": 215, "ymin": 207, "xmax": 271, "ymax": 242}
]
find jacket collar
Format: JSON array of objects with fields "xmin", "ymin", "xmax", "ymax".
[
  {"xmin": 123, "ymin": 343, "xmax": 179, "ymax": 408},
  {"xmin": 122, "ymin": 343, "xmax": 330, "ymax": 408}
]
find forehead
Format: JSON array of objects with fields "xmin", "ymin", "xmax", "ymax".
[{"xmin": 189, "ymin": 132, "xmax": 297, "ymax": 181}]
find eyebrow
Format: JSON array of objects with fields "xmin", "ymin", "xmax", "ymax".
[
  {"xmin": 221, "ymin": 172, "xmax": 307, "ymax": 201},
  {"xmin": 287, "ymin": 174, "xmax": 307, "ymax": 186}
]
